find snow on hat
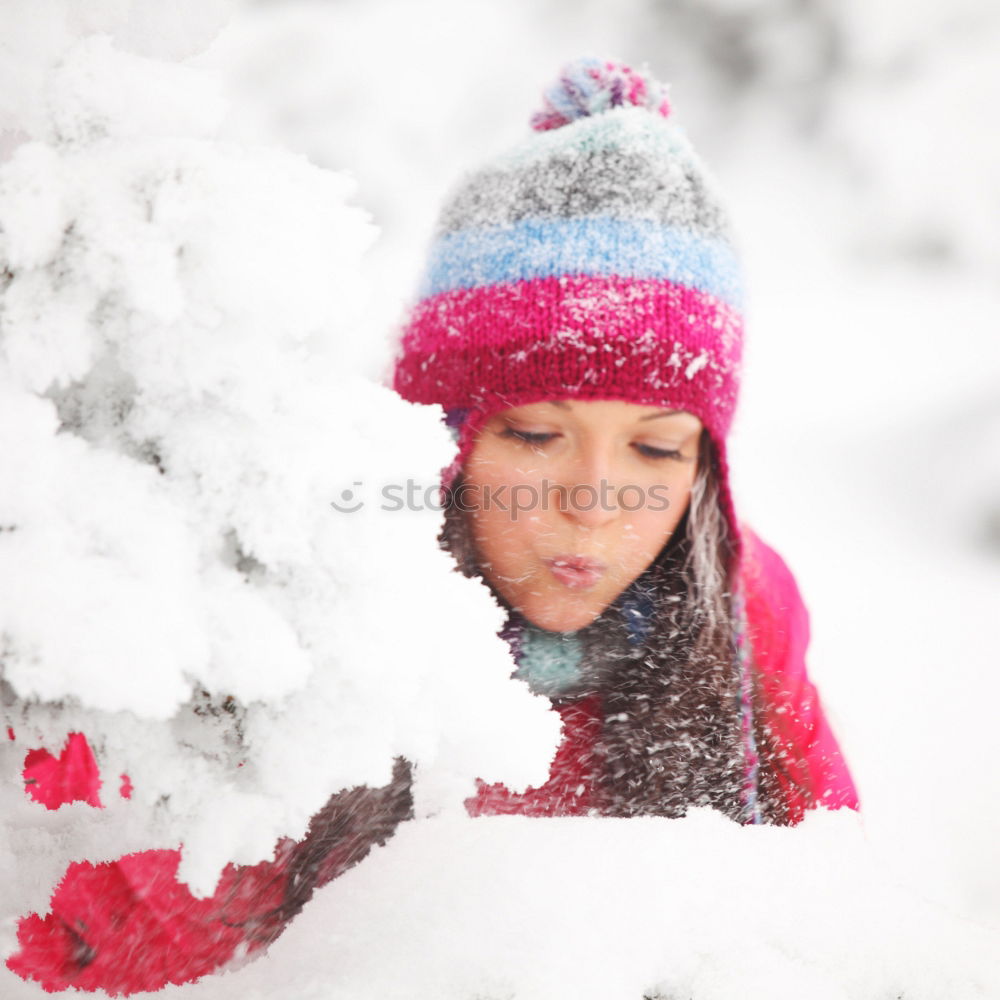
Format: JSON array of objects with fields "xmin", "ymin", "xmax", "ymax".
[{"xmin": 393, "ymin": 56, "xmax": 745, "ymax": 555}]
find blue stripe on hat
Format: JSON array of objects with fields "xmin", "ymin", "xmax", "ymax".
[{"xmin": 420, "ymin": 217, "xmax": 743, "ymax": 308}]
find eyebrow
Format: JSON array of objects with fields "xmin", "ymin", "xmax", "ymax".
[
  {"xmin": 639, "ymin": 410, "xmax": 685, "ymax": 421},
  {"xmin": 549, "ymin": 401, "xmax": 685, "ymax": 421}
]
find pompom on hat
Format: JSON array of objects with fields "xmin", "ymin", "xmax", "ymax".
[
  {"xmin": 392, "ymin": 56, "xmax": 746, "ymax": 565},
  {"xmin": 530, "ymin": 56, "xmax": 672, "ymax": 130}
]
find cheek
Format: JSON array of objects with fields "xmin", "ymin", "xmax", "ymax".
[
  {"xmin": 618, "ymin": 476, "xmax": 692, "ymax": 544},
  {"xmin": 469, "ymin": 503, "xmax": 551, "ymax": 558},
  {"xmin": 469, "ymin": 505, "xmax": 512, "ymax": 556},
  {"xmin": 462, "ymin": 460, "xmax": 546, "ymax": 547},
  {"xmin": 609, "ymin": 511, "xmax": 680, "ymax": 581},
  {"xmin": 464, "ymin": 488, "xmax": 532, "ymax": 572}
]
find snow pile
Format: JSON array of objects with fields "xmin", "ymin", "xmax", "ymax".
[
  {"xmin": 0, "ymin": 0, "xmax": 558, "ymax": 908},
  {"xmin": 126, "ymin": 809, "xmax": 1000, "ymax": 1000}
]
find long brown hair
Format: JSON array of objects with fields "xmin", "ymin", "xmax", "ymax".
[{"xmin": 585, "ymin": 430, "xmax": 748, "ymax": 819}]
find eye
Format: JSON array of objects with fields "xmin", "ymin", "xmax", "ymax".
[
  {"xmin": 500, "ymin": 428, "xmax": 558, "ymax": 447},
  {"xmin": 633, "ymin": 443, "xmax": 685, "ymax": 461}
]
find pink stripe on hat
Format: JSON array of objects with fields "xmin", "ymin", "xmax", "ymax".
[{"xmin": 394, "ymin": 274, "xmax": 742, "ymax": 440}]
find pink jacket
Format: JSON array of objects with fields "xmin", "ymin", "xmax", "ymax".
[
  {"xmin": 737, "ymin": 524, "xmax": 859, "ymax": 821},
  {"xmin": 6, "ymin": 525, "xmax": 857, "ymax": 993}
]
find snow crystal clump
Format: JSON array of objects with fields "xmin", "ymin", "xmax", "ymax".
[{"xmin": 0, "ymin": 11, "xmax": 558, "ymax": 899}]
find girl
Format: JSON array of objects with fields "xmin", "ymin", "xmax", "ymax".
[
  {"xmin": 392, "ymin": 56, "xmax": 859, "ymax": 825},
  {"xmin": 7, "ymin": 57, "xmax": 857, "ymax": 995}
]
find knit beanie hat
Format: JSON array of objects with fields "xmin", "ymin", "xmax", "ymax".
[{"xmin": 392, "ymin": 57, "xmax": 745, "ymax": 559}]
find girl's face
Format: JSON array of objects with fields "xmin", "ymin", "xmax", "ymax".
[{"xmin": 460, "ymin": 399, "xmax": 703, "ymax": 633}]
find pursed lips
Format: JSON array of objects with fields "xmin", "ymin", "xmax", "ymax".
[{"xmin": 543, "ymin": 555, "xmax": 607, "ymax": 590}]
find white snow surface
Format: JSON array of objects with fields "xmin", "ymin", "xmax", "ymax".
[
  {"xmin": 157, "ymin": 809, "xmax": 999, "ymax": 1000},
  {"xmin": 2, "ymin": 0, "xmax": 999, "ymax": 997}
]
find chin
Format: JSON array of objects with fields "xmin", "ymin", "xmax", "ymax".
[{"xmin": 518, "ymin": 600, "xmax": 605, "ymax": 634}]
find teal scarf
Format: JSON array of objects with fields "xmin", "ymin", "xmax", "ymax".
[{"xmin": 513, "ymin": 625, "xmax": 586, "ymax": 697}]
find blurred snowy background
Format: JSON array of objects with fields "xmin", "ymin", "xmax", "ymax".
[{"xmin": 1, "ymin": 0, "xmax": 998, "ymax": 996}]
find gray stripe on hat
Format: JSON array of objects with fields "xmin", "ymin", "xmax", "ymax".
[{"xmin": 437, "ymin": 148, "xmax": 732, "ymax": 241}]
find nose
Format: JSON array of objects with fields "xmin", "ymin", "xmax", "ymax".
[{"xmin": 554, "ymin": 449, "xmax": 621, "ymax": 529}]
